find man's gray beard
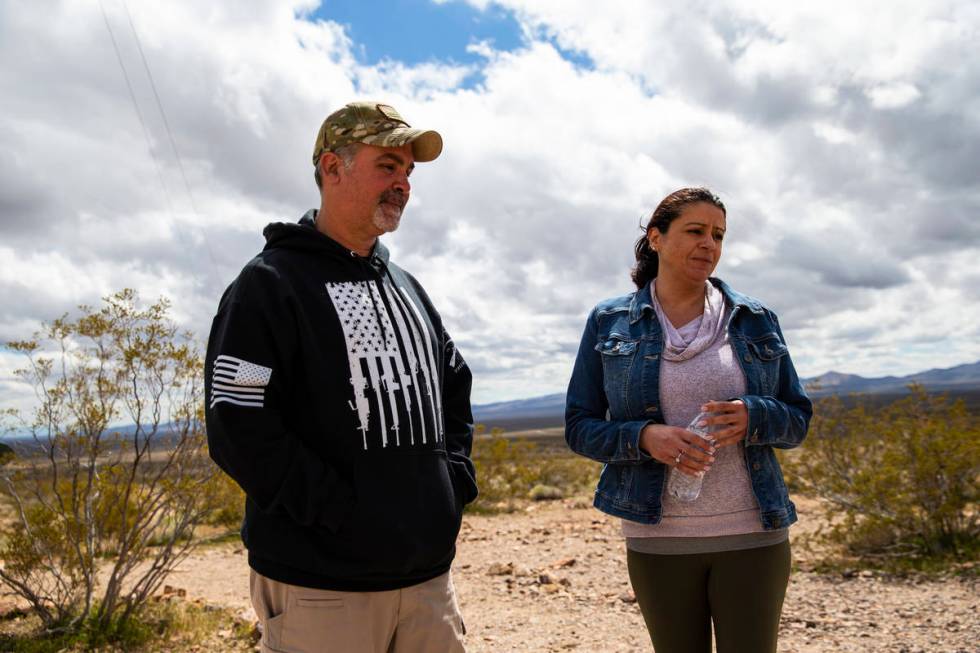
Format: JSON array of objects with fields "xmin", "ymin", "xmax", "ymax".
[{"xmin": 372, "ymin": 204, "xmax": 402, "ymax": 233}]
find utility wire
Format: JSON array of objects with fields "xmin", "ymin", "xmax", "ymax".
[
  {"xmin": 101, "ymin": 0, "xmax": 221, "ymax": 290},
  {"xmin": 121, "ymin": 0, "xmax": 220, "ymax": 275},
  {"xmin": 122, "ymin": 0, "xmax": 199, "ymax": 217},
  {"xmin": 99, "ymin": 0, "xmax": 176, "ymax": 218}
]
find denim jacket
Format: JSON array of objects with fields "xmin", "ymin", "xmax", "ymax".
[{"xmin": 565, "ymin": 277, "xmax": 812, "ymax": 530}]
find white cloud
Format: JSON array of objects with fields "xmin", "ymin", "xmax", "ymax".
[
  {"xmin": 867, "ymin": 83, "xmax": 922, "ymax": 109},
  {"xmin": 812, "ymin": 122, "xmax": 858, "ymax": 145},
  {"xmin": 1, "ymin": 0, "xmax": 979, "ymax": 417}
]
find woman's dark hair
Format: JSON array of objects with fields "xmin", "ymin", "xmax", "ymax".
[{"xmin": 631, "ymin": 187, "xmax": 726, "ymax": 289}]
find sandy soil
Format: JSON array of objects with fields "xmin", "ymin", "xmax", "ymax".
[{"xmin": 158, "ymin": 496, "xmax": 978, "ymax": 653}]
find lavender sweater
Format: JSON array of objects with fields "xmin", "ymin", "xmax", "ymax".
[{"xmin": 622, "ymin": 282, "xmax": 787, "ymax": 553}]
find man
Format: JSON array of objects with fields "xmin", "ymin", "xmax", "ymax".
[{"xmin": 205, "ymin": 101, "xmax": 477, "ymax": 653}]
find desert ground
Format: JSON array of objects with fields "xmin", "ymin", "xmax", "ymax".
[{"xmin": 156, "ymin": 496, "xmax": 978, "ymax": 653}]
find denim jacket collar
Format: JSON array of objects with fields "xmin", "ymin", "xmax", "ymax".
[{"xmin": 629, "ymin": 276, "xmax": 765, "ymax": 325}]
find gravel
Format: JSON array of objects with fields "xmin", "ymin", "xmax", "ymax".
[{"xmin": 59, "ymin": 497, "xmax": 979, "ymax": 652}]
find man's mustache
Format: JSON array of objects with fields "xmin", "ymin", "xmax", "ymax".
[{"xmin": 379, "ymin": 190, "xmax": 406, "ymax": 208}]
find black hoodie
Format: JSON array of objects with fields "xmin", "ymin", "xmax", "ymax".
[{"xmin": 205, "ymin": 211, "xmax": 477, "ymax": 591}]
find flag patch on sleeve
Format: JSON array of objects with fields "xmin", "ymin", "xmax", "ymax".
[{"xmin": 210, "ymin": 354, "xmax": 273, "ymax": 408}]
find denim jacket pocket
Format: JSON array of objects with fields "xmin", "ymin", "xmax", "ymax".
[
  {"xmin": 595, "ymin": 336, "xmax": 637, "ymax": 415},
  {"xmin": 748, "ymin": 333, "xmax": 788, "ymax": 393}
]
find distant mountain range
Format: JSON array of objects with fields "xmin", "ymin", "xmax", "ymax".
[
  {"xmin": 802, "ymin": 361, "xmax": 980, "ymax": 395},
  {"xmin": 473, "ymin": 393, "xmax": 566, "ymax": 424},
  {"xmin": 6, "ymin": 362, "xmax": 978, "ymax": 439},
  {"xmin": 472, "ymin": 361, "xmax": 980, "ymax": 428}
]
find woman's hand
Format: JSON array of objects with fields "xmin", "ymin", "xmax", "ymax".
[
  {"xmin": 639, "ymin": 423, "xmax": 716, "ymax": 477},
  {"xmin": 699, "ymin": 400, "xmax": 748, "ymax": 448}
]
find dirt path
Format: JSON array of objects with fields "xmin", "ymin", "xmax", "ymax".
[{"xmin": 164, "ymin": 497, "xmax": 978, "ymax": 652}]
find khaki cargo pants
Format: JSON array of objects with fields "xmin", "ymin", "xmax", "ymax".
[{"xmin": 250, "ymin": 569, "xmax": 466, "ymax": 653}]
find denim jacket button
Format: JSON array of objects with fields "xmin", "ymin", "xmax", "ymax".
[
  {"xmin": 753, "ymin": 462, "xmax": 761, "ymax": 471},
  {"xmin": 644, "ymin": 405, "xmax": 658, "ymax": 413},
  {"xmin": 750, "ymin": 435, "xmax": 760, "ymax": 443},
  {"xmin": 743, "ymin": 353, "xmax": 752, "ymax": 363}
]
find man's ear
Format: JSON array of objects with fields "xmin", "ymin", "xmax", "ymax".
[{"xmin": 318, "ymin": 152, "xmax": 343, "ymax": 185}]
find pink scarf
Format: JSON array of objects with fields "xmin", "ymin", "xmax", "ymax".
[{"xmin": 651, "ymin": 280, "xmax": 727, "ymax": 362}]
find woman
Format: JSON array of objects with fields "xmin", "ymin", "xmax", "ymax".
[{"xmin": 565, "ymin": 188, "xmax": 812, "ymax": 653}]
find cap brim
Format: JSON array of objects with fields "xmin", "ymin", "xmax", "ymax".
[{"xmin": 362, "ymin": 127, "xmax": 443, "ymax": 162}]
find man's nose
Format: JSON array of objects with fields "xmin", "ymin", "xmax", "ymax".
[{"xmin": 392, "ymin": 171, "xmax": 410, "ymax": 194}]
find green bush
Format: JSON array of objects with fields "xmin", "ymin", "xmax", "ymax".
[
  {"xmin": 0, "ymin": 598, "xmax": 256, "ymax": 652},
  {"xmin": 781, "ymin": 386, "xmax": 979, "ymax": 558},
  {"xmin": 528, "ymin": 484, "xmax": 564, "ymax": 501},
  {"xmin": 0, "ymin": 290, "xmax": 223, "ymax": 636},
  {"xmin": 470, "ymin": 427, "xmax": 598, "ymax": 512},
  {"xmin": 202, "ymin": 470, "xmax": 246, "ymax": 530}
]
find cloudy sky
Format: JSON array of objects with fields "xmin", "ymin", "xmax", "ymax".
[{"xmin": 2, "ymin": 0, "xmax": 979, "ymax": 412}]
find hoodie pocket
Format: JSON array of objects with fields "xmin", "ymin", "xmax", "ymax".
[{"xmin": 331, "ymin": 451, "xmax": 462, "ymax": 576}]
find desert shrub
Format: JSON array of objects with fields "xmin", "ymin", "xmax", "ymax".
[
  {"xmin": 202, "ymin": 470, "xmax": 246, "ymax": 531},
  {"xmin": 528, "ymin": 484, "xmax": 564, "ymax": 501},
  {"xmin": 0, "ymin": 290, "xmax": 224, "ymax": 636},
  {"xmin": 781, "ymin": 386, "xmax": 979, "ymax": 558},
  {"xmin": 470, "ymin": 427, "xmax": 599, "ymax": 512},
  {"xmin": 0, "ymin": 597, "xmax": 256, "ymax": 652}
]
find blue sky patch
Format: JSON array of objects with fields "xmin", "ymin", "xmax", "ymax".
[{"xmin": 311, "ymin": 0, "xmax": 524, "ymax": 68}]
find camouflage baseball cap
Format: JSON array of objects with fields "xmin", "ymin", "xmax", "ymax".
[{"xmin": 312, "ymin": 101, "xmax": 443, "ymax": 166}]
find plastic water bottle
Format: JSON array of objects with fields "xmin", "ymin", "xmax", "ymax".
[{"xmin": 667, "ymin": 411, "xmax": 718, "ymax": 502}]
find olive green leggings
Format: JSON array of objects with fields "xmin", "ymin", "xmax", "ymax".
[{"xmin": 627, "ymin": 540, "xmax": 791, "ymax": 653}]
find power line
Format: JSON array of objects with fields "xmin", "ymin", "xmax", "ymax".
[
  {"xmin": 121, "ymin": 0, "xmax": 220, "ymax": 275},
  {"xmin": 100, "ymin": 0, "xmax": 221, "ymax": 289},
  {"xmin": 122, "ymin": 0, "xmax": 199, "ymax": 217},
  {"xmin": 98, "ymin": 0, "xmax": 176, "ymax": 218}
]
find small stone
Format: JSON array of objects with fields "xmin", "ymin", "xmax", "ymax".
[{"xmin": 487, "ymin": 562, "xmax": 514, "ymax": 576}]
